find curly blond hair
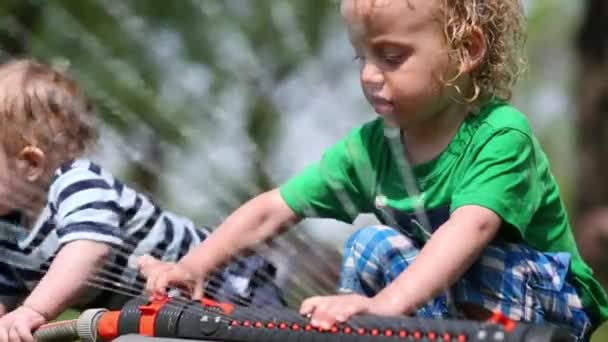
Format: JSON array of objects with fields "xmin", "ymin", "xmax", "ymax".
[
  {"xmin": 0, "ymin": 59, "xmax": 97, "ymax": 161},
  {"xmin": 343, "ymin": 0, "xmax": 527, "ymax": 104},
  {"xmin": 440, "ymin": 0, "xmax": 527, "ymax": 103}
]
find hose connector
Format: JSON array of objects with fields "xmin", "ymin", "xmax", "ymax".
[{"xmin": 77, "ymin": 308, "xmax": 108, "ymax": 342}]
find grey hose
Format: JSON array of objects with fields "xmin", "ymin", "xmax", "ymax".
[{"xmin": 33, "ymin": 319, "xmax": 79, "ymax": 342}]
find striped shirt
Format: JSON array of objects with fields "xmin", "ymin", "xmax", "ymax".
[{"xmin": 0, "ymin": 159, "xmax": 282, "ymax": 307}]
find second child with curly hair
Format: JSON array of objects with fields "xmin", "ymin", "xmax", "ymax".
[{"xmin": 140, "ymin": 0, "xmax": 608, "ymax": 339}]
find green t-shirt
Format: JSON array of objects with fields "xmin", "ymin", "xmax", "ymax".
[{"xmin": 280, "ymin": 102, "xmax": 608, "ymax": 328}]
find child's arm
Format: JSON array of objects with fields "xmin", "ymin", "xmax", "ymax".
[
  {"xmin": 0, "ymin": 241, "xmax": 110, "ymax": 341},
  {"xmin": 300, "ymin": 205, "xmax": 500, "ymax": 328},
  {"xmin": 142, "ymin": 188, "xmax": 299, "ymax": 299},
  {"xmin": 22, "ymin": 240, "xmax": 111, "ymax": 320},
  {"xmin": 373, "ymin": 205, "xmax": 500, "ymax": 312}
]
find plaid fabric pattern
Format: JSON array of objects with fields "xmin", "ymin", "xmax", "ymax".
[{"xmin": 338, "ymin": 225, "xmax": 592, "ymax": 341}]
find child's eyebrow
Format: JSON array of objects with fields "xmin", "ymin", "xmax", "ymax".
[{"xmin": 370, "ymin": 36, "xmax": 413, "ymax": 47}]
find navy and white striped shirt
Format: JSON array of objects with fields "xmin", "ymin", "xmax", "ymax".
[{"xmin": 0, "ymin": 159, "xmax": 282, "ymax": 307}]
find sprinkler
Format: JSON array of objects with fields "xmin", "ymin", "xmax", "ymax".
[{"xmin": 34, "ymin": 297, "xmax": 575, "ymax": 342}]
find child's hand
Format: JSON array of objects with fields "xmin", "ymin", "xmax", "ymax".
[
  {"xmin": 0, "ymin": 306, "xmax": 46, "ymax": 342},
  {"xmin": 138, "ymin": 255, "xmax": 205, "ymax": 300},
  {"xmin": 299, "ymin": 293, "xmax": 402, "ymax": 330}
]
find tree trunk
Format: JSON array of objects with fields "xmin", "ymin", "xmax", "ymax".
[{"xmin": 573, "ymin": 0, "xmax": 608, "ymax": 283}]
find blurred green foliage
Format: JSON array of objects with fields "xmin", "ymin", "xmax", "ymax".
[{"xmin": 3, "ymin": 0, "xmax": 608, "ymax": 339}]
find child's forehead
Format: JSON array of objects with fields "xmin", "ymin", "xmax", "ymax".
[{"xmin": 341, "ymin": 0, "xmax": 441, "ymax": 40}]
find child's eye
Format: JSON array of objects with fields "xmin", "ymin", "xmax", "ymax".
[
  {"xmin": 374, "ymin": 44, "xmax": 410, "ymax": 68},
  {"xmin": 382, "ymin": 53, "xmax": 404, "ymax": 66}
]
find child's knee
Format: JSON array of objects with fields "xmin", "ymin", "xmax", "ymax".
[
  {"xmin": 343, "ymin": 225, "xmax": 419, "ymax": 273},
  {"xmin": 345, "ymin": 225, "xmax": 416, "ymax": 253},
  {"xmin": 346, "ymin": 225, "xmax": 399, "ymax": 247}
]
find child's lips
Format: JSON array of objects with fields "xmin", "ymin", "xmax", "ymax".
[{"xmin": 371, "ymin": 97, "xmax": 394, "ymax": 115}]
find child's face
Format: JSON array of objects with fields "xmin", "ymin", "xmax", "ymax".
[
  {"xmin": 0, "ymin": 145, "xmax": 48, "ymax": 217},
  {"xmin": 342, "ymin": 0, "xmax": 457, "ymax": 127},
  {"xmin": 0, "ymin": 147, "xmax": 19, "ymax": 215}
]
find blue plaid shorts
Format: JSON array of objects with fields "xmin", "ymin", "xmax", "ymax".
[{"xmin": 338, "ymin": 225, "xmax": 592, "ymax": 341}]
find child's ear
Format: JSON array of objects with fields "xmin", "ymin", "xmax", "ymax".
[
  {"xmin": 461, "ymin": 26, "xmax": 487, "ymax": 74},
  {"xmin": 17, "ymin": 146, "xmax": 47, "ymax": 182}
]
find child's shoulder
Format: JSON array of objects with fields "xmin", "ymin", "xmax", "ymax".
[
  {"xmin": 477, "ymin": 101, "xmax": 533, "ymax": 136},
  {"xmin": 48, "ymin": 158, "xmax": 120, "ymax": 202},
  {"xmin": 52, "ymin": 158, "xmax": 116, "ymax": 185}
]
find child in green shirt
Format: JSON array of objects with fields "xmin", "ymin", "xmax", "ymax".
[{"xmin": 139, "ymin": 0, "xmax": 608, "ymax": 340}]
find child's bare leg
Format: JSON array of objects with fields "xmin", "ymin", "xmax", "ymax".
[{"xmin": 457, "ymin": 302, "xmax": 494, "ymax": 320}]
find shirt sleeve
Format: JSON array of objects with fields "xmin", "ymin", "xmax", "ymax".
[
  {"xmin": 279, "ymin": 127, "xmax": 373, "ymax": 223},
  {"xmin": 450, "ymin": 129, "xmax": 542, "ymax": 235},
  {"xmin": 49, "ymin": 167, "xmax": 125, "ymax": 247}
]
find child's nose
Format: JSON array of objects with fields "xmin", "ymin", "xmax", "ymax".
[{"xmin": 360, "ymin": 61, "xmax": 384, "ymax": 88}]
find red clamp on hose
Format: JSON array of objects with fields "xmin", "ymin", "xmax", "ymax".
[
  {"xmin": 487, "ymin": 312, "xmax": 517, "ymax": 332},
  {"xmin": 200, "ymin": 297, "xmax": 235, "ymax": 315},
  {"xmin": 139, "ymin": 296, "xmax": 171, "ymax": 336}
]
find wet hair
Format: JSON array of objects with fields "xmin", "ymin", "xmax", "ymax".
[
  {"xmin": 0, "ymin": 59, "xmax": 97, "ymax": 160},
  {"xmin": 343, "ymin": 0, "xmax": 527, "ymax": 104},
  {"xmin": 440, "ymin": 0, "xmax": 527, "ymax": 103}
]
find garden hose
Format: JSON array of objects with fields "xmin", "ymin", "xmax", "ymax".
[
  {"xmin": 33, "ymin": 297, "xmax": 574, "ymax": 342},
  {"xmin": 34, "ymin": 308, "xmax": 107, "ymax": 342}
]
